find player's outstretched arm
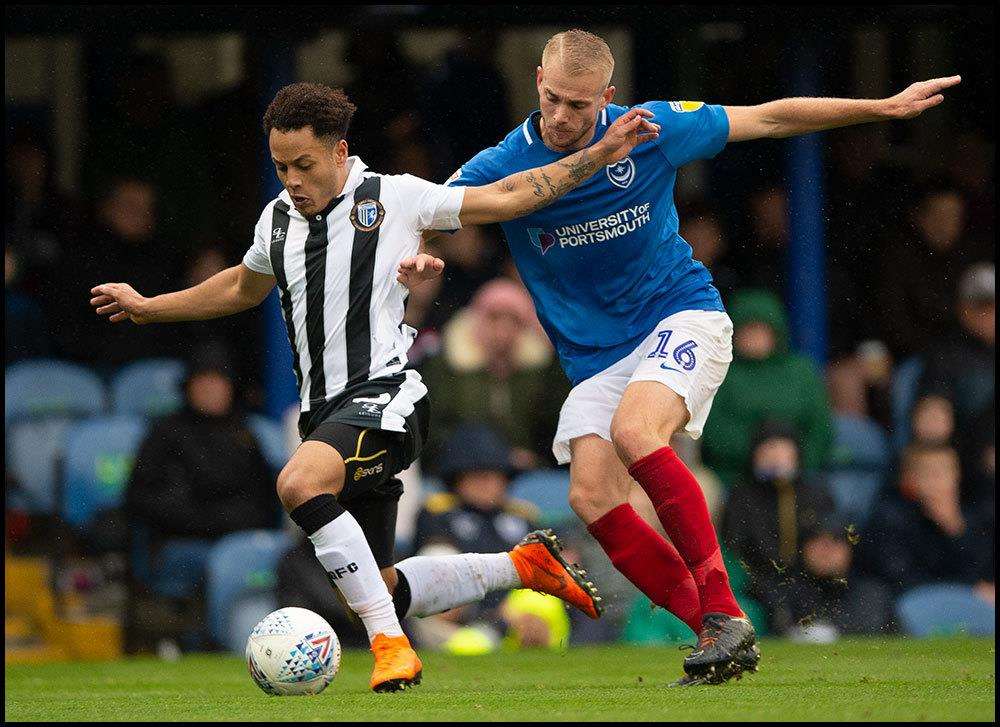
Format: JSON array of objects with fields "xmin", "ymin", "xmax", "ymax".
[
  {"xmin": 458, "ymin": 108, "xmax": 660, "ymax": 226},
  {"xmin": 724, "ymin": 75, "xmax": 961, "ymax": 142},
  {"xmin": 90, "ymin": 263, "xmax": 275, "ymax": 325}
]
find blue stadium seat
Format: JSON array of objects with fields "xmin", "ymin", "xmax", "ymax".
[
  {"xmin": 5, "ymin": 360, "xmax": 106, "ymax": 515},
  {"xmin": 509, "ymin": 469, "xmax": 574, "ymax": 526},
  {"xmin": 111, "ymin": 358, "xmax": 186, "ymax": 417},
  {"xmin": 248, "ymin": 414, "xmax": 292, "ymax": 472},
  {"xmin": 205, "ymin": 529, "xmax": 293, "ymax": 652},
  {"xmin": 4, "ymin": 359, "xmax": 105, "ymax": 424},
  {"xmin": 6, "ymin": 419, "xmax": 74, "ymax": 514},
  {"xmin": 827, "ymin": 414, "xmax": 891, "ymax": 526},
  {"xmin": 61, "ymin": 416, "xmax": 149, "ymax": 529},
  {"xmin": 890, "ymin": 355, "xmax": 924, "ymax": 452}
]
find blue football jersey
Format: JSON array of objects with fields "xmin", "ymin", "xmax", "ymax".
[{"xmin": 448, "ymin": 101, "xmax": 729, "ymax": 385}]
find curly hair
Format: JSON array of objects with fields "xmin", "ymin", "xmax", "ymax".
[{"xmin": 262, "ymin": 82, "xmax": 357, "ymax": 142}]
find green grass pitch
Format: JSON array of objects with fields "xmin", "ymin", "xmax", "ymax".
[{"xmin": 5, "ymin": 638, "xmax": 995, "ymax": 721}]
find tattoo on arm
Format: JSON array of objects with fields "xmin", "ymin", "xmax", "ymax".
[{"xmin": 508, "ymin": 148, "xmax": 602, "ymax": 217}]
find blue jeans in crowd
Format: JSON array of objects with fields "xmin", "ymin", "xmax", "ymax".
[{"xmin": 896, "ymin": 583, "xmax": 995, "ymax": 637}]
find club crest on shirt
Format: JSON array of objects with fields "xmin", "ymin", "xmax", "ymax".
[
  {"xmin": 606, "ymin": 156, "xmax": 636, "ymax": 189},
  {"xmin": 350, "ymin": 199, "xmax": 385, "ymax": 232}
]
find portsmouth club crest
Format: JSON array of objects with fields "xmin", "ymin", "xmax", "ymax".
[
  {"xmin": 350, "ymin": 198, "xmax": 385, "ymax": 232},
  {"xmin": 606, "ymin": 156, "xmax": 636, "ymax": 189}
]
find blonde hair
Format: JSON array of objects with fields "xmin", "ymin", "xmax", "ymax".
[{"xmin": 541, "ymin": 29, "xmax": 614, "ymax": 87}]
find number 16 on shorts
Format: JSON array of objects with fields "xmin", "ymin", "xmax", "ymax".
[{"xmin": 646, "ymin": 330, "xmax": 699, "ymax": 372}]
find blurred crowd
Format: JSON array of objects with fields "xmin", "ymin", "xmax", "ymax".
[{"xmin": 5, "ymin": 32, "xmax": 995, "ymax": 656}]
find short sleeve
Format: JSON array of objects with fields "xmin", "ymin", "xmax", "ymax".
[
  {"xmin": 393, "ymin": 174, "xmax": 466, "ymax": 232},
  {"xmin": 642, "ymin": 101, "xmax": 730, "ymax": 168},
  {"xmin": 242, "ymin": 206, "xmax": 274, "ymax": 276},
  {"xmin": 446, "ymin": 145, "xmax": 505, "ymax": 189}
]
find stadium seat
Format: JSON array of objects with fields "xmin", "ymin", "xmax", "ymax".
[
  {"xmin": 4, "ymin": 359, "xmax": 106, "ymax": 424},
  {"xmin": 205, "ymin": 529, "xmax": 293, "ymax": 652},
  {"xmin": 890, "ymin": 355, "xmax": 924, "ymax": 452},
  {"xmin": 509, "ymin": 469, "xmax": 575, "ymax": 526},
  {"xmin": 6, "ymin": 419, "xmax": 75, "ymax": 514},
  {"xmin": 247, "ymin": 414, "xmax": 292, "ymax": 472},
  {"xmin": 111, "ymin": 358, "xmax": 186, "ymax": 417},
  {"xmin": 61, "ymin": 416, "xmax": 149, "ymax": 529},
  {"xmin": 5, "ymin": 360, "xmax": 107, "ymax": 515},
  {"xmin": 827, "ymin": 414, "xmax": 891, "ymax": 526}
]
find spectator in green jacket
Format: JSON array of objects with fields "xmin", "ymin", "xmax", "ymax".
[{"xmin": 701, "ymin": 288, "xmax": 833, "ymax": 487}]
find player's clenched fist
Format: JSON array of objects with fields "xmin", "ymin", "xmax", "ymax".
[{"xmin": 90, "ymin": 282, "xmax": 151, "ymax": 324}]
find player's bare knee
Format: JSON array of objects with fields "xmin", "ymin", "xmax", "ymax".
[
  {"xmin": 568, "ymin": 477, "xmax": 616, "ymax": 523},
  {"xmin": 276, "ymin": 463, "xmax": 344, "ymax": 511},
  {"xmin": 610, "ymin": 415, "xmax": 658, "ymax": 465}
]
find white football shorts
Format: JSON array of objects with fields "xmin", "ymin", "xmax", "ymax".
[{"xmin": 552, "ymin": 310, "xmax": 733, "ymax": 465}]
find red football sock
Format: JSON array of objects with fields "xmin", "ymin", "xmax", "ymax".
[
  {"xmin": 628, "ymin": 446, "xmax": 743, "ymax": 618},
  {"xmin": 587, "ymin": 503, "xmax": 702, "ymax": 633}
]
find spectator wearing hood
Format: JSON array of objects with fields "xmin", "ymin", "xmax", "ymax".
[
  {"xmin": 722, "ymin": 421, "xmax": 893, "ymax": 638},
  {"xmin": 701, "ymin": 288, "xmax": 833, "ymax": 487},
  {"xmin": 420, "ymin": 277, "xmax": 569, "ymax": 472}
]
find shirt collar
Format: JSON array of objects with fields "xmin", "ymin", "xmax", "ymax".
[{"xmin": 282, "ymin": 156, "xmax": 370, "ymax": 220}]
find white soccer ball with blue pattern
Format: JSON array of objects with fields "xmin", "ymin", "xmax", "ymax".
[{"xmin": 246, "ymin": 607, "xmax": 341, "ymax": 696}]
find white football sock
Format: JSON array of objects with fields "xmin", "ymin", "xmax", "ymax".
[
  {"xmin": 395, "ymin": 553, "xmax": 521, "ymax": 617},
  {"xmin": 308, "ymin": 511, "xmax": 403, "ymax": 641}
]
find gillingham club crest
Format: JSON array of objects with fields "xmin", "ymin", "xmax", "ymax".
[
  {"xmin": 606, "ymin": 156, "xmax": 636, "ymax": 189},
  {"xmin": 350, "ymin": 199, "xmax": 385, "ymax": 232}
]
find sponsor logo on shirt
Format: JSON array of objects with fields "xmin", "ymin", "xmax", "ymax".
[
  {"xmin": 528, "ymin": 202, "xmax": 652, "ymax": 253},
  {"xmin": 272, "ymin": 227, "xmax": 286, "ymax": 242}
]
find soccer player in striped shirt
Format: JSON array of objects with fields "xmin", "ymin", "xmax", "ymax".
[
  {"xmin": 409, "ymin": 29, "xmax": 960, "ymax": 685},
  {"xmin": 90, "ymin": 82, "xmax": 659, "ymax": 692}
]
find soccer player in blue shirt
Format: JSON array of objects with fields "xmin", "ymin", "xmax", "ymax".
[{"xmin": 401, "ymin": 29, "xmax": 959, "ymax": 684}]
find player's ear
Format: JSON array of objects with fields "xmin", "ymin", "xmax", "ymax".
[
  {"xmin": 335, "ymin": 138, "xmax": 349, "ymax": 165},
  {"xmin": 602, "ymin": 85, "xmax": 616, "ymax": 107},
  {"xmin": 536, "ymin": 65, "xmax": 544, "ymax": 90}
]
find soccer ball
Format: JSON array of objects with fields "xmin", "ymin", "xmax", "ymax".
[{"xmin": 246, "ymin": 607, "xmax": 341, "ymax": 696}]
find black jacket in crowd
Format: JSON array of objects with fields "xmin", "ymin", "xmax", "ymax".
[{"xmin": 125, "ymin": 407, "xmax": 280, "ymax": 539}]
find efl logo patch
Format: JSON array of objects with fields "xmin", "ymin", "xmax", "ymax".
[
  {"xmin": 350, "ymin": 199, "xmax": 385, "ymax": 231},
  {"xmin": 668, "ymin": 100, "xmax": 704, "ymax": 113},
  {"xmin": 606, "ymin": 156, "xmax": 636, "ymax": 189}
]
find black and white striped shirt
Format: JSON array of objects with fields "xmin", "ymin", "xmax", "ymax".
[{"xmin": 243, "ymin": 157, "xmax": 465, "ymax": 425}]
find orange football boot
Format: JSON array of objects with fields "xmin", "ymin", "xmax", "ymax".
[
  {"xmin": 369, "ymin": 633, "xmax": 422, "ymax": 693},
  {"xmin": 508, "ymin": 529, "xmax": 603, "ymax": 619}
]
